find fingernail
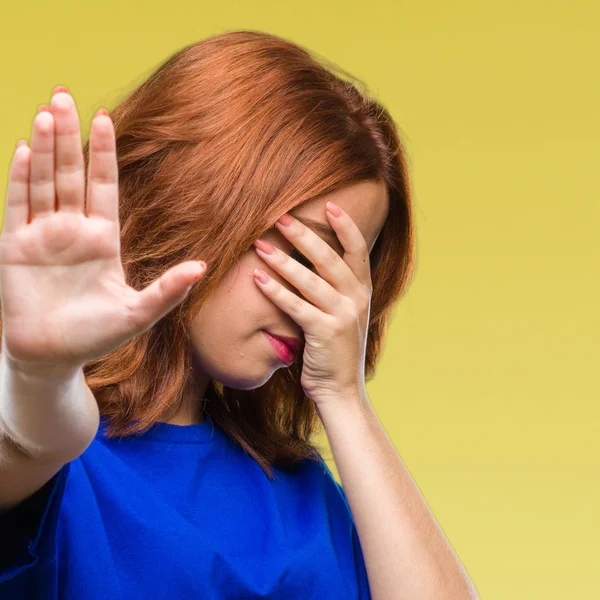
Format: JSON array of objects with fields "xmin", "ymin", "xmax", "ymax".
[
  {"xmin": 326, "ymin": 202, "xmax": 342, "ymax": 217},
  {"xmin": 37, "ymin": 104, "xmax": 50, "ymax": 114},
  {"xmin": 95, "ymin": 108, "xmax": 109, "ymax": 117},
  {"xmin": 52, "ymin": 86, "xmax": 69, "ymax": 95},
  {"xmin": 253, "ymin": 269, "xmax": 270, "ymax": 284},
  {"xmin": 253, "ymin": 238, "xmax": 275, "ymax": 254},
  {"xmin": 277, "ymin": 213, "xmax": 293, "ymax": 227}
]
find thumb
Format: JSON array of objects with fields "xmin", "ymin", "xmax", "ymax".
[{"xmin": 133, "ymin": 261, "xmax": 206, "ymax": 329}]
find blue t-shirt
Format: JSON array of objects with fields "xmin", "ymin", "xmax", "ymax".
[{"xmin": 0, "ymin": 414, "xmax": 371, "ymax": 599}]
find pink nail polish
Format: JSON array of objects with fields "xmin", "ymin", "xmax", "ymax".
[
  {"xmin": 326, "ymin": 202, "xmax": 342, "ymax": 217},
  {"xmin": 254, "ymin": 269, "xmax": 270, "ymax": 284},
  {"xmin": 253, "ymin": 238, "xmax": 275, "ymax": 254},
  {"xmin": 277, "ymin": 213, "xmax": 293, "ymax": 226}
]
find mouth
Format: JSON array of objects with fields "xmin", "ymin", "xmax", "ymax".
[
  {"xmin": 263, "ymin": 331, "xmax": 302, "ymax": 353},
  {"xmin": 262, "ymin": 330, "xmax": 301, "ymax": 364}
]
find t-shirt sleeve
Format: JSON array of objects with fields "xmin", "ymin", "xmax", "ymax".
[{"xmin": 0, "ymin": 461, "xmax": 70, "ymax": 584}]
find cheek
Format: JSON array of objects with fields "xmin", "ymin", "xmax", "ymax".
[
  {"xmin": 214, "ymin": 248, "xmax": 287, "ymax": 325},
  {"xmin": 221, "ymin": 257, "xmax": 274, "ymax": 319}
]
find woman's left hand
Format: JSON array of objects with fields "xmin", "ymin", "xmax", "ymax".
[{"xmin": 252, "ymin": 201, "xmax": 371, "ymax": 409}]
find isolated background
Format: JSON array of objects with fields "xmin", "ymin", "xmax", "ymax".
[{"xmin": 1, "ymin": 1, "xmax": 598, "ymax": 598}]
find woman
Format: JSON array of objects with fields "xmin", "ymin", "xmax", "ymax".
[{"xmin": 0, "ymin": 29, "xmax": 476, "ymax": 600}]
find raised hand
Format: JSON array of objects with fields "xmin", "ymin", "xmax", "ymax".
[{"xmin": 0, "ymin": 88, "xmax": 207, "ymax": 377}]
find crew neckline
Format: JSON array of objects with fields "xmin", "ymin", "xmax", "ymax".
[{"xmin": 98, "ymin": 414, "xmax": 220, "ymax": 444}]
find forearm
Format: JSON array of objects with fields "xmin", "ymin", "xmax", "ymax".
[
  {"xmin": 0, "ymin": 353, "xmax": 99, "ymax": 462},
  {"xmin": 318, "ymin": 394, "xmax": 479, "ymax": 600}
]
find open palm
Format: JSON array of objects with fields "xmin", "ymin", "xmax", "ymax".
[{"xmin": 0, "ymin": 89, "xmax": 206, "ymax": 374}]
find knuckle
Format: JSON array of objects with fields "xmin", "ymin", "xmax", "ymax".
[
  {"xmin": 332, "ymin": 320, "xmax": 347, "ymax": 337},
  {"xmin": 305, "ymin": 271, "xmax": 321, "ymax": 292},
  {"xmin": 90, "ymin": 173, "xmax": 116, "ymax": 186},
  {"xmin": 320, "ymin": 245, "xmax": 338, "ymax": 266},
  {"xmin": 56, "ymin": 154, "xmax": 83, "ymax": 173},
  {"xmin": 289, "ymin": 293, "xmax": 304, "ymax": 314}
]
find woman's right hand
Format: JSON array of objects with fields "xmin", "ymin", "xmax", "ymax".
[{"xmin": 0, "ymin": 87, "xmax": 207, "ymax": 377}]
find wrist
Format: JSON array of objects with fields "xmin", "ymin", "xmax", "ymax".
[{"xmin": 1, "ymin": 353, "xmax": 83, "ymax": 383}]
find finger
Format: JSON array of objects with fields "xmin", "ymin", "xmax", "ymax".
[
  {"xmin": 28, "ymin": 108, "xmax": 56, "ymax": 218},
  {"xmin": 253, "ymin": 243, "xmax": 338, "ymax": 313},
  {"xmin": 131, "ymin": 261, "xmax": 207, "ymax": 332},
  {"xmin": 85, "ymin": 110, "xmax": 119, "ymax": 222},
  {"xmin": 253, "ymin": 268, "xmax": 321, "ymax": 328},
  {"xmin": 274, "ymin": 215, "xmax": 351, "ymax": 293},
  {"xmin": 325, "ymin": 204, "xmax": 372, "ymax": 294},
  {"xmin": 50, "ymin": 91, "xmax": 86, "ymax": 213},
  {"xmin": 2, "ymin": 141, "xmax": 32, "ymax": 234}
]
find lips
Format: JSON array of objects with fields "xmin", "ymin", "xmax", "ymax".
[{"xmin": 264, "ymin": 331, "xmax": 302, "ymax": 354}]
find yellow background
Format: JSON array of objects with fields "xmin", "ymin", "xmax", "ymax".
[{"xmin": 1, "ymin": 1, "xmax": 598, "ymax": 597}]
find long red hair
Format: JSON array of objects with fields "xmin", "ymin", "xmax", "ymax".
[{"xmin": 14, "ymin": 30, "xmax": 417, "ymax": 479}]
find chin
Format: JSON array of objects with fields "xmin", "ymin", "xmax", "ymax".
[{"xmin": 213, "ymin": 364, "xmax": 279, "ymax": 391}]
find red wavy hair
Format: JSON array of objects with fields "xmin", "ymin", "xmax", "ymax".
[{"xmin": 24, "ymin": 30, "xmax": 417, "ymax": 478}]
